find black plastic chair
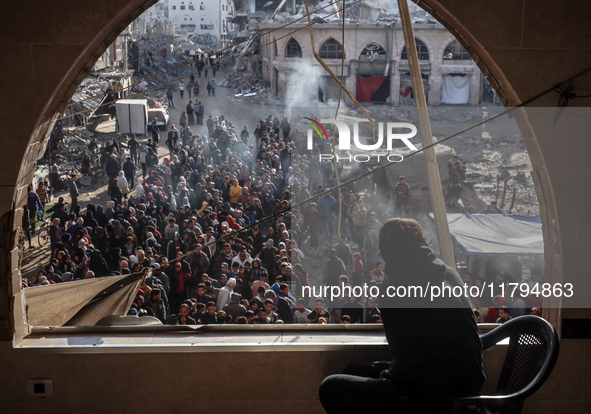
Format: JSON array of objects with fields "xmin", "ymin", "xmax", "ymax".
[{"xmin": 448, "ymin": 315, "xmax": 560, "ymax": 414}]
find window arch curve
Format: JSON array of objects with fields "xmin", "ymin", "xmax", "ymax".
[
  {"xmin": 443, "ymin": 39, "xmax": 471, "ymax": 60},
  {"xmin": 401, "ymin": 38, "xmax": 429, "ymax": 60},
  {"xmin": 319, "ymin": 38, "xmax": 344, "ymax": 59},
  {"xmin": 285, "ymin": 37, "xmax": 302, "ymax": 58}
]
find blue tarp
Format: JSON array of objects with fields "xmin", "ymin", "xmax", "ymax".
[{"xmin": 432, "ymin": 213, "xmax": 543, "ymax": 256}]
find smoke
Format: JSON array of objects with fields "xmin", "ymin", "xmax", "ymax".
[{"xmin": 284, "ymin": 57, "xmax": 333, "ymax": 108}]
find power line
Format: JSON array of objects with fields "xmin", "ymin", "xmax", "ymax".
[{"xmin": 185, "ymin": 64, "xmax": 591, "ymax": 261}]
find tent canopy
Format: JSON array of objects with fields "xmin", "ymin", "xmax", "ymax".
[
  {"xmin": 25, "ymin": 272, "xmax": 148, "ymax": 327},
  {"xmin": 432, "ymin": 213, "xmax": 543, "ymax": 256}
]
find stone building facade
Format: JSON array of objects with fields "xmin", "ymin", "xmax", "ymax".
[{"xmin": 259, "ymin": 21, "xmax": 494, "ymax": 106}]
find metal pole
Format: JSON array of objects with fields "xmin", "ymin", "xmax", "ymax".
[{"xmin": 397, "ymin": 0, "xmax": 456, "ymax": 269}]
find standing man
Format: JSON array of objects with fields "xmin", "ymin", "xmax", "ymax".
[
  {"xmin": 206, "ymin": 81, "xmax": 212, "ymax": 96},
  {"xmin": 186, "ymin": 79, "xmax": 193, "ymax": 99},
  {"xmin": 347, "ymin": 197, "xmax": 367, "ymax": 250},
  {"xmin": 198, "ymin": 101, "xmax": 205, "ymax": 126},
  {"xmin": 129, "ymin": 134, "xmax": 139, "ymax": 164},
  {"xmin": 317, "ymin": 192, "xmax": 336, "ymax": 239},
  {"xmin": 26, "ymin": 186, "xmax": 44, "ymax": 232},
  {"xmin": 210, "ymin": 79, "xmax": 216, "ymax": 96},
  {"xmin": 394, "ymin": 175, "xmax": 410, "ymax": 216},
  {"xmin": 240, "ymin": 125, "xmax": 250, "ymax": 145},
  {"xmin": 68, "ymin": 174, "xmax": 79, "ymax": 214},
  {"xmin": 145, "ymin": 148, "xmax": 159, "ymax": 171},
  {"xmin": 138, "ymin": 145, "xmax": 148, "ymax": 178},
  {"xmin": 178, "ymin": 80, "xmax": 185, "ymax": 99},
  {"xmin": 166, "ymin": 86, "xmax": 174, "ymax": 108},
  {"xmin": 186, "ymin": 100, "xmax": 195, "ymax": 126},
  {"xmin": 105, "ymin": 154, "xmax": 119, "ymax": 181},
  {"xmin": 206, "ymin": 115, "xmax": 214, "ymax": 136},
  {"xmin": 150, "ymin": 119, "xmax": 159, "ymax": 146},
  {"xmin": 123, "ymin": 156, "xmax": 136, "ymax": 190},
  {"xmin": 281, "ymin": 115, "xmax": 291, "ymax": 141}
]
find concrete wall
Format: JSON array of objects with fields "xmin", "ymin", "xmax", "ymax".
[{"xmin": 0, "ymin": 0, "xmax": 591, "ymax": 412}]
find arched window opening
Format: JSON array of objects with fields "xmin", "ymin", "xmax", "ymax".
[
  {"xmin": 401, "ymin": 38, "xmax": 429, "ymax": 60},
  {"xmin": 319, "ymin": 38, "xmax": 344, "ymax": 60},
  {"xmin": 285, "ymin": 38, "xmax": 302, "ymax": 58},
  {"xmin": 443, "ymin": 39, "xmax": 471, "ymax": 60}
]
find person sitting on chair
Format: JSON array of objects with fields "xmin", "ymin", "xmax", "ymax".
[{"xmin": 319, "ymin": 218, "xmax": 485, "ymax": 413}]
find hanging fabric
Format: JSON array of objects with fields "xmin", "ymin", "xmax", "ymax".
[
  {"xmin": 356, "ymin": 75, "xmax": 386, "ymax": 102},
  {"xmin": 441, "ymin": 74, "xmax": 471, "ymax": 104}
]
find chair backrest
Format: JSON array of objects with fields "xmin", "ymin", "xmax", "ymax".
[{"xmin": 481, "ymin": 315, "xmax": 559, "ymax": 414}]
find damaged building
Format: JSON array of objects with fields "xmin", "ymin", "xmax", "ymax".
[
  {"xmin": 168, "ymin": 0, "xmax": 235, "ymax": 48},
  {"xmin": 254, "ymin": 4, "xmax": 499, "ymax": 106}
]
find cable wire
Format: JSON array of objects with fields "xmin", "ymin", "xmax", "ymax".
[{"xmin": 176, "ymin": 64, "xmax": 591, "ymax": 266}]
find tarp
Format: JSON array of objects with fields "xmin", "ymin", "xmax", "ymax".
[
  {"xmin": 441, "ymin": 74, "xmax": 470, "ymax": 104},
  {"xmin": 24, "ymin": 272, "xmax": 147, "ymax": 327},
  {"xmin": 435, "ymin": 213, "xmax": 543, "ymax": 255}
]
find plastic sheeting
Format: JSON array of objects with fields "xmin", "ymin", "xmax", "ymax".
[
  {"xmin": 441, "ymin": 74, "xmax": 470, "ymax": 104},
  {"xmin": 25, "ymin": 272, "xmax": 147, "ymax": 327},
  {"xmin": 437, "ymin": 213, "xmax": 543, "ymax": 255}
]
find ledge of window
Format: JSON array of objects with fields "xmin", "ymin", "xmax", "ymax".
[
  {"xmin": 14, "ymin": 324, "xmax": 388, "ymax": 354},
  {"xmin": 14, "ymin": 323, "xmax": 500, "ymax": 354}
]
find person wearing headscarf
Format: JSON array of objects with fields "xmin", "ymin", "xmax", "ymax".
[
  {"xmin": 118, "ymin": 171, "xmax": 129, "ymax": 200},
  {"xmin": 166, "ymin": 232, "xmax": 185, "ymax": 261},
  {"xmin": 88, "ymin": 251, "xmax": 108, "ymax": 277},
  {"xmin": 225, "ymin": 215, "xmax": 241, "ymax": 231}
]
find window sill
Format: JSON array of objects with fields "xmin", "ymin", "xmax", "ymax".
[
  {"xmin": 14, "ymin": 324, "xmax": 502, "ymax": 354},
  {"xmin": 15, "ymin": 324, "xmax": 389, "ymax": 354}
]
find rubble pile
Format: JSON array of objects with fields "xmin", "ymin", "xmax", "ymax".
[
  {"xmin": 221, "ymin": 43, "xmax": 271, "ymax": 98},
  {"xmin": 73, "ymin": 76, "xmax": 111, "ymax": 107},
  {"xmin": 133, "ymin": 37, "xmax": 196, "ymax": 95},
  {"xmin": 347, "ymin": 105, "xmax": 540, "ymax": 215},
  {"xmin": 223, "ymin": 70, "xmax": 271, "ymax": 99}
]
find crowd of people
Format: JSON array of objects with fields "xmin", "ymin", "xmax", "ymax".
[
  {"xmin": 23, "ymin": 89, "xmax": 540, "ymax": 326},
  {"xmin": 20, "ymin": 102, "xmax": 378, "ymax": 325}
]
